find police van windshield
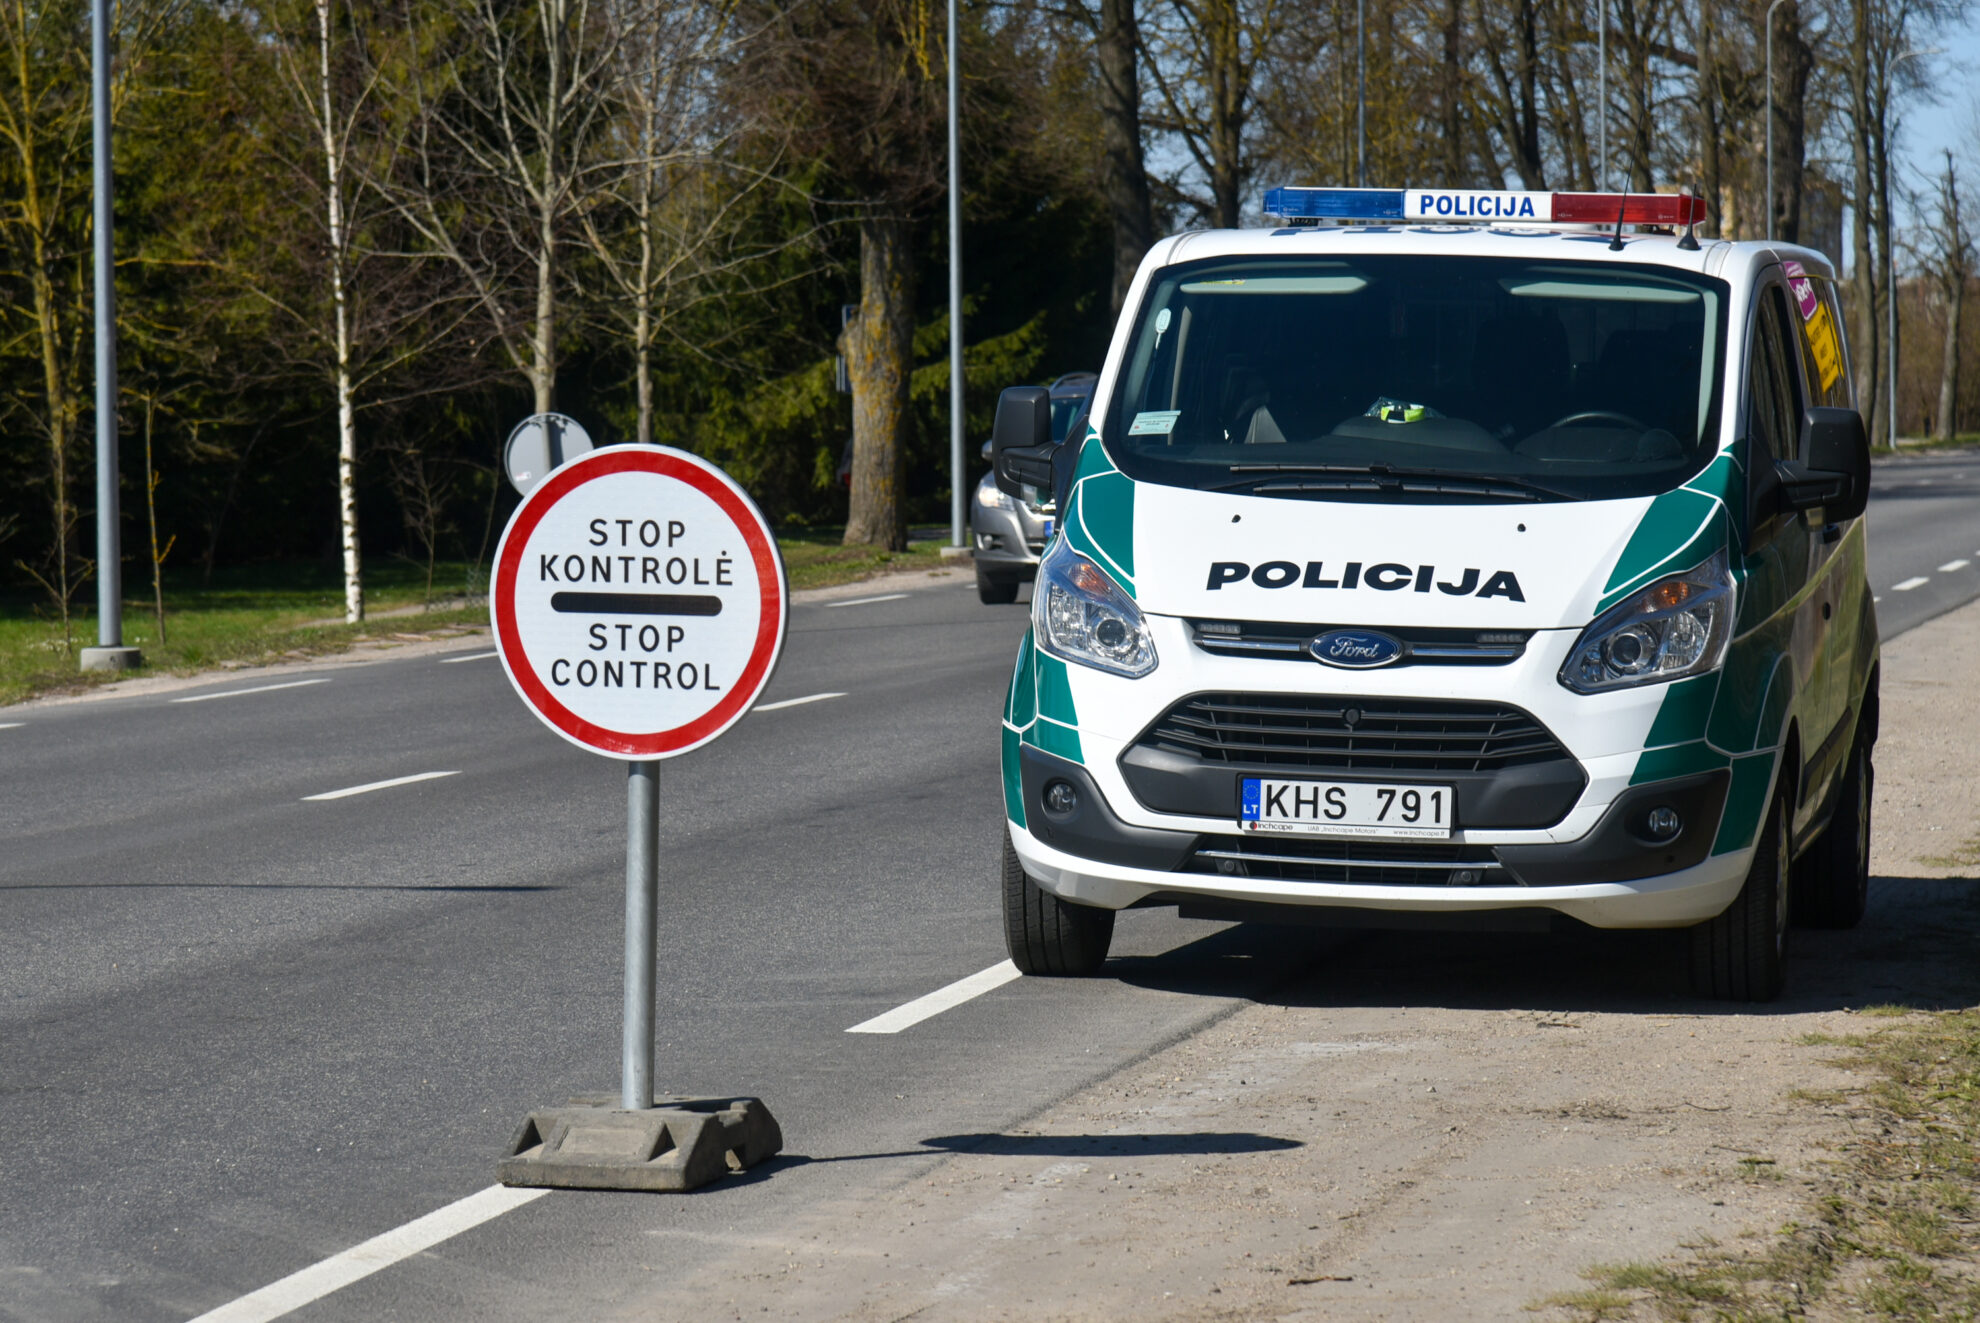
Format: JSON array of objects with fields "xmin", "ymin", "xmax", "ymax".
[{"xmin": 1105, "ymin": 255, "xmax": 1728, "ymax": 502}]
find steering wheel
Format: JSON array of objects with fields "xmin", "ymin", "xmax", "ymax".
[{"xmin": 1543, "ymin": 410, "xmax": 1651, "ymax": 432}]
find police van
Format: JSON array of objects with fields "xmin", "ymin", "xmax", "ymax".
[{"xmin": 990, "ymin": 187, "xmax": 1876, "ymax": 1002}]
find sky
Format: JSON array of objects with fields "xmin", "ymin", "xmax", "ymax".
[{"xmin": 1887, "ymin": 19, "xmax": 1980, "ymax": 228}]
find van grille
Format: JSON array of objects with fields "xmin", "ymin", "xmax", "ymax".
[
  {"xmin": 1140, "ymin": 693, "xmax": 1566, "ymax": 774},
  {"xmin": 1186, "ymin": 834, "xmax": 1507, "ymax": 886}
]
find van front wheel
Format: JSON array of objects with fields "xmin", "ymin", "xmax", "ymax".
[
  {"xmin": 1792, "ymin": 732, "xmax": 1872, "ymax": 930},
  {"xmin": 1002, "ymin": 834, "xmax": 1114, "ymax": 975},
  {"xmin": 1688, "ymin": 788, "xmax": 1789, "ymax": 1002}
]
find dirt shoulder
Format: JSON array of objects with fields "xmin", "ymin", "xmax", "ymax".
[{"xmin": 625, "ymin": 598, "xmax": 1980, "ymax": 1323}]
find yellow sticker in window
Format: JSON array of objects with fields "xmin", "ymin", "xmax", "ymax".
[{"xmin": 1804, "ymin": 301, "xmax": 1842, "ymax": 393}]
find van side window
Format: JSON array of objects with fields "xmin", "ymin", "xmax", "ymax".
[{"xmin": 1748, "ymin": 287, "xmax": 1804, "ymax": 466}]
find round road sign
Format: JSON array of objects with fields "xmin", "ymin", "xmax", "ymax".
[
  {"xmin": 504, "ymin": 412, "xmax": 596, "ymax": 496},
  {"xmin": 490, "ymin": 445, "xmax": 788, "ymax": 759}
]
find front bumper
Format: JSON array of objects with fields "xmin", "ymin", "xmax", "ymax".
[
  {"xmin": 1005, "ymin": 617, "xmax": 1758, "ymax": 929},
  {"xmin": 971, "ymin": 498, "xmax": 1048, "ymax": 578}
]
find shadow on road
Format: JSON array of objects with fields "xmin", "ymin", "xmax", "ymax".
[
  {"xmin": 1108, "ymin": 874, "xmax": 1980, "ymax": 1018},
  {"xmin": 917, "ymin": 1131, "xmax": 1301, "ymax": 1157}
]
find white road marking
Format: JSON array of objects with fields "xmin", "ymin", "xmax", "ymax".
[
  {"xmin": 847, "ymin": 960, "xmax": 1022, "ymax": 1034},
  {"xmin": 1939, "ymin": 559, "xmax": 1971, "ymax": 573},
  {"xmin": 170, "ymin": 678, "xmax": 329, "ymax": 704},
  {"xmin": 439, "ymin": 650, "xmax": 499, "ymax": 664},
  {"xmin": 0, "ymin": 722, "xmax": 21, "ymax": 730},
  {"xmin": 303, "ymin": 771, "xmax": 459, "ymax": 802},
  {"xmin": 754, "ymin": 691, "xmax": 846, "ymax": 713},
  {"xmin": 1892, "ymin": 576, "xmax": 1931, "ymax": 592},
  {"xmin": 183, "ymin": 1184, "xmax": 549, "ymax": 1323},
  {"xmin": 825, "ymin": 593, "xmax": 908, "ymax": 608}
]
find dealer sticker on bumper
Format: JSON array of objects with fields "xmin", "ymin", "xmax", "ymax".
[{"xmin": 1240, "ymin": 777, "xmax": 1453, "ymax": 840}]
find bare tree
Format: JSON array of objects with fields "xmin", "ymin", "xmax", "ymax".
[
  {"xmin": 575, "ymin": 0, "xmax": 806, "ymax": 446},
  {"xmin": 381, "ymin": 0, "xmax": 629, "ymax": 415},
  {"xmin": 1141, "ymin": 0, "xmax": 1281, "ymax": 227}
]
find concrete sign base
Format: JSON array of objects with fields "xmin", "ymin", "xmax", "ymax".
[{"xmin": 497, "ymin": 1096, "xmax": 782, "ymax": 1192}]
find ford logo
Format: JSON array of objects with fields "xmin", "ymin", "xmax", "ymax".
[{"xmin": 1308, "ymin": 629, "xmax": 1406, "ymax": 669}]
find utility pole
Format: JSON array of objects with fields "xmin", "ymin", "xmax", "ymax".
[
  {"xmin": 1883, "ymin": 46, "xmax": 1941, "ymax": 448},
  {"xmin": 946, "ymin": 0, "xmax": 964, "ymax": 549},
  {"xmin": 81, "ymin": 0, "xmax": 138, "ymax": 672}
]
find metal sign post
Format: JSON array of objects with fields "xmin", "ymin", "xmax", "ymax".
[{"xmin": 488, "ymin": 442, "xmax": 788, "ymax": 1192}]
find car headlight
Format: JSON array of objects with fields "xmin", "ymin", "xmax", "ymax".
[
  {"xmin": 1033, "ymin": 541, "xmax": 1158, "ymax": 678},
  {"xmin": 1560, "ymin": 550, "xmax": 1733, "ymax": 694},
  {"xmin": 977, "ymin": 480, "xmax": 1015, "ymax": 513}
]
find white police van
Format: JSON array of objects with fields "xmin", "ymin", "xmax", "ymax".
[{"xmin": 990, "ymin": 187, "xmax": 1877, "ymax": 1001}]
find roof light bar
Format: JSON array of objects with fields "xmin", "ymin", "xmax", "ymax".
[{"xmin": 1263, "ymin": 186, "xmax": 1707, "ymax": 228}]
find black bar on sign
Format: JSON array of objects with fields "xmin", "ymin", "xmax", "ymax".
[{"xmin": 550, "ymin": 592, "xmax": 723, "ymax": 617}]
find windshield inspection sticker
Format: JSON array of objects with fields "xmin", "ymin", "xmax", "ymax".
[{"xmin": 1129, "ymin": 410, "xmax": 1181, "ymax": 436}]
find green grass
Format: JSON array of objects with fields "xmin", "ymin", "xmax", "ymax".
[
  {"xmin": 0, "ymin": 558, "xmax": 492, "ymax": 707},
  {"xmin": 1, "ymin": 531, "xmax": 957, "ymax": 706},
  {"xmin": 1539, "ymin": 1008, "xmax": 1980, "ymax": 1320},
  {"xmin": 776, "ymin": 528, "xmax": 952, "ymax": 591},
  {"xmin": 1878, "ymin": 434, "xmax": 1980, "ymax": 458}
]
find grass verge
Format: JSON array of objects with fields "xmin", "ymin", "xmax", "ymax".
[
  {"xmin": 0, "ymin": 559, "xmax": 492, "ymax": 707},
  {"xmin": 2, "ymin": 532, "xmax": 957, "ymax": 706},
  {"xmin": 1539, "ymin": 1007, "xmax": 1980, "ymax": 1320},
  {"xmin": 777, "ymin": 528, "xmax": 952, "ymax": 591}
]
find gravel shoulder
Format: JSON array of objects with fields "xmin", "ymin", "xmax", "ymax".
[{"xmin": 621, "ymin": 597, "xmax": 1980, "ymax": 1323}]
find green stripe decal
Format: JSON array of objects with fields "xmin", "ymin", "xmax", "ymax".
[
  {"xmin": 1001, "ymin": 725, "xmax": 1026, "ymax": 828},
  {"xmin": 1631, "ymin": 740, "xmax": 1731, "ymax": 784},
  {"xmin": 1031, "ymin": 718, "xmax": 1084, "ymax": 763},
  {"xmin": 1034, "ymin": 653, "xmax": 1078, "ymax": 729},
  {"xmin": 1599, "ymin": 493, "xmax": 1726, "ymax": 614},
  {"xmin": 1638, "ymin": 674, "xmax": 1720, "ymax": 755},
  {"xmin": 1712, "ymin": 751, "xmax": 1778, "ymax": 855},
  {"xmin": 1006, "ymin": 631, "xmax": 1036, "ymax": 727},
  {"xmin": 1062, "ymin": 435, "xmax": 1137, "ymax": 594}
]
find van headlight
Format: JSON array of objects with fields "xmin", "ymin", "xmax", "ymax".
[
  {"xmin": 1560, "ymin": 551, "xmax": 1733, "ymax": 694},
  {"xmin": 1033, "ymin": 541, "xmax": 1158, "ymax": 678}
]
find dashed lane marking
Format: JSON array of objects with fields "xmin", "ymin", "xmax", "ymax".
[
  {"xmin": 825, "ymin": 593, "xmax": 908, "ymax": 608},
  {"xmin": 183, "ymin": 1184, "xmax": 549, "ymax": 1323},
  {"xmin": 1939, "ymin": 559, "xmax": 1971, "ymax": 573},
  {"xmin": 754, "ymin": 692, "xmax": 847, "ymax": 713},
  {"xmin": 303, "ymin": 771, "xmax": 459, "ymax": 802},
  {"xmin": 1893, "ymin": 577, "xmax": 1931, "ymax": 592},
  {"xmin": 0, "ymin": 722, "xmax": 21, "ymax": 730},
  {"xmin": 170, "ymin": 678, "xmax": 330, "ymax": 704},
  {"xmin": 847, "ymin": 960, "xmax": 1023, "ymax": 1034},
  {"xmin": 439, "ymin": 650, "xmax": 499, "ymax": 664}
]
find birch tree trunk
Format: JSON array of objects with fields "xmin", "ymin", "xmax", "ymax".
[
  {"xmin": 1847, "ymin": 0, "xmax": 1878, "ymax": 433},
  {"xmin": 842, "ymin": 214, "xmax": 912, "ymax": 551},
  {"xmin": 1936, "ymin": 160, "xmax": 1965, "ymax": 443},
  {"xmin": 317, "ymin": 0, "xmax": 363, "ymax": 624}
]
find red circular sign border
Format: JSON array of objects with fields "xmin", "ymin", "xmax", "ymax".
[{"xmin": 492, "ymin": 446, "xmax": 787, "ymax": 759}]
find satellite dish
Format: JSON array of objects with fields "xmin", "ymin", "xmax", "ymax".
[{"xmin": 504, "ymin": 413, "xmax": 596, "ymax": 496}]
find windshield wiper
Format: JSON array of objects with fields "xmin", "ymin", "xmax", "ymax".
[{"xmin": 1210, "ymin": 463, "xmax": 1575, "ymax": 501}]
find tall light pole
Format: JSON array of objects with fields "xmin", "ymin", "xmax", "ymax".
[
  {"xmin": 1883, "ymin": 45, "xmax": 1940, "ymax": 448},
  {"xmin": 1764, "ymin": 0, "xmax": 1788, "ymax": 241},
  {"xmin": 946, "ymin": 0, "xmax": 964, "ymax": 548},
  {"xmin": 1355, "ymin": 0, "xmax": 1365, "ymax": 186},
  {"xmin": 81, "ymin": 0, "xmax": 137, "ymax": 672}
]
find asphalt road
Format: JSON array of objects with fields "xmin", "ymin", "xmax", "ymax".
[{"xmin": 2, "ymin": 450, "xmax": 1976, "ymax": 1323}]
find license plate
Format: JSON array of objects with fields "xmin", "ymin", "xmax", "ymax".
[
  {"xmin": 1042, "ymin": 517, "xmax": 1055, "ymax": 538},
  {"xmin": 1239, "ymin": 778, "xmax": 1453, "ymax": 840}
]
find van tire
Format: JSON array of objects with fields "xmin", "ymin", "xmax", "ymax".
[
  {"xmin": 1793, "ymin": 731, "xmax": 1872, "ymax": 930},
  {"xmin": 1002, "ymin": 833, "xmax": 1113, "ymax": 975},
  {"xmin": 1688, "ymin": 787, "xmax": 1789, "ymax": 1002},
  {"xmin": 977, "ymin": 569, "xmax": 1020, "ymax": 605}
]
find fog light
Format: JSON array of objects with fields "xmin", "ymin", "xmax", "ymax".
[
  {"xmin": 1448, "ymin": 868, "xmax": 1484, "ymax": 886},
  {"xmin": 1043, "ymin": 780, "xmax": 1079, "ymax": 815},
  {"xmin": 1644, "ymin": 806, "xmax": 1682, "ymax": 841}
]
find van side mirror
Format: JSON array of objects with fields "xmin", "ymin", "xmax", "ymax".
[
  {"xmin": 991, "ymin": 386, "xmax": 1054, "ymax": 498},
  {"xmin": 1776, "ymin": 407, "xmax": 1869, "ymax": 522}
]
